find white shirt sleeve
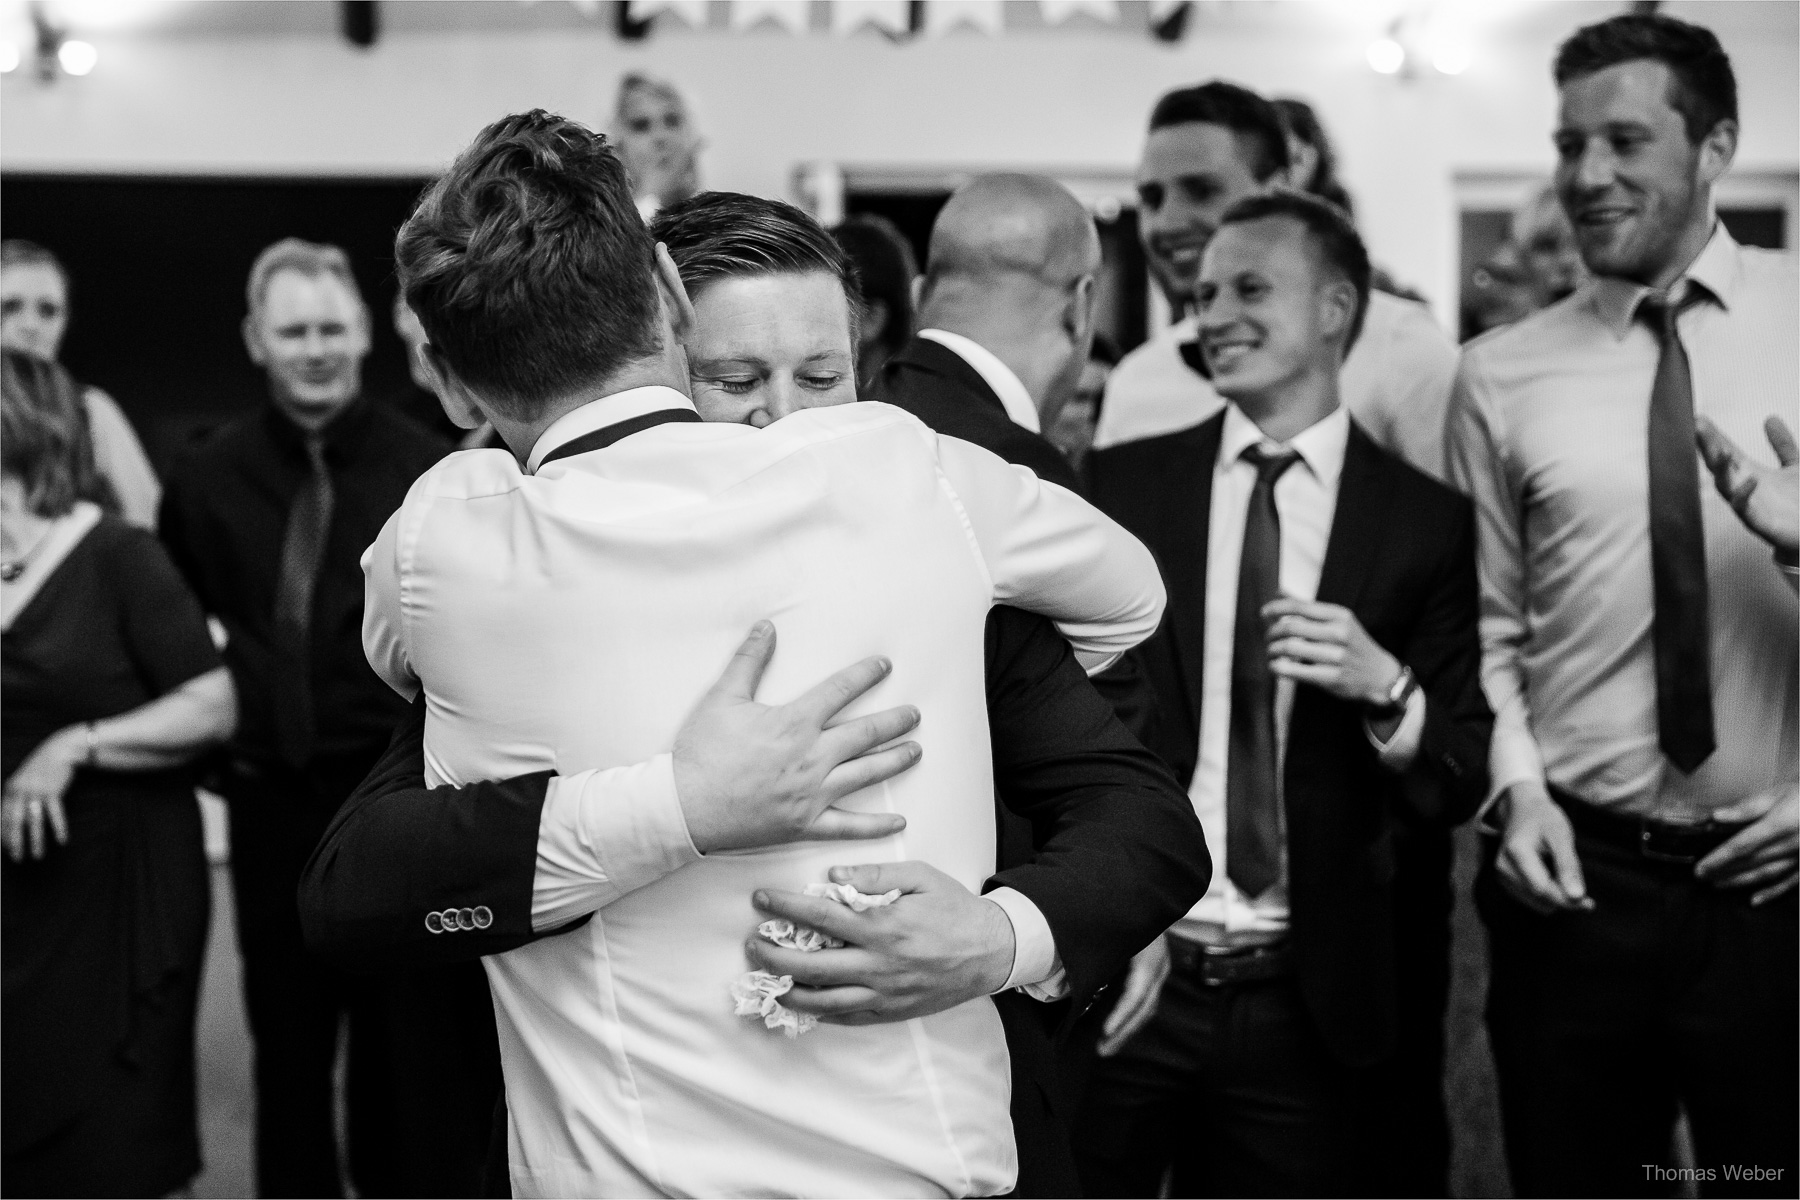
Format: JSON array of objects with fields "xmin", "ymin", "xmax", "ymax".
[
  {"xmin": 83, "ymin": 388, "xmax": 162, "ymax": 529},
  {"xmin": 1446, "ymin": 355, "xmax": 1547, "ymax": 809},
  {"xmin": 1376, "ymin": 302, "xmax": 1459, "ymax": 484},
  {"xmin": 360, "ymin": 509, "xmax": 418, "ymax": 702},
  {"xmin": 934, "ymin": 433, "xmax": 1166, "ymax": 674},
  {"xmin": 982, "ymin": 886, "xmax": 1069, "ymax": 1001},
  {"xmin": 1363, "ymin": 687, "xmax": 1427, "ymax": 770},
  {"xmin": 533, "ymin": 757, "xmax": 705, "ymax": 931}
]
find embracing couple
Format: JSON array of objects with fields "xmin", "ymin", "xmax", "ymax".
[{"xmin": 301, "ymin": 110, "xmax": 1210, "ymax": 1197}]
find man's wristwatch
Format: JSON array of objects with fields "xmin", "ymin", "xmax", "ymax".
[{"xmin": 1367, "ymin": 665, "xmax": 1418, "ymax": 720}]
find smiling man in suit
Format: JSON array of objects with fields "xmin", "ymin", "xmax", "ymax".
[
  {"xmin": 867, "ymin": 174, "xmax": 1100, "ymax": 493},
  {"xmin": 1074, "ymin": 190, "xmax": 1491, "ymax": 1197}
]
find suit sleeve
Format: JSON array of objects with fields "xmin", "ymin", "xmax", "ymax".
[
  {"xmin": 1389, "ymin": 492, "xmax": 1494, "ymax": 825},
  {"xmin": 936, "ymin": 433, "xmax": 1166, "ymax": 674},
  {"xmin": 981, "ymin": 607, "xmax": 1210, "ymax": 1011},
  {"xmin": 299, "ymin": 697, "xmax": 704, "ymax": 971}
]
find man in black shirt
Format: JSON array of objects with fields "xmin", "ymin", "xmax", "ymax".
[{"xmin": 159, "ymin": 239, "xmax": 483, "ymax": 1198}]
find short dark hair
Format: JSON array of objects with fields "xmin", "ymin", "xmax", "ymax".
[
  {"xmin": 0, "ymin": 351, "xmax": 117, "ymax": 518},
  {"xmin": 831, "ymin": 214, "xmax": 918, "ymax": 358},
  {"xmin": 1148, "ymin": 81, "xmax": 1290, "ymax": 182},
  {"xmin": 651, "ymin": 191, "xmax": 861, "ymax": 340},
  {"xmin": 1217, "ymin": 189, "xmax": 1371, "ymax": 350},
  {"xmin": 1271, "ymin": 97, "xmax": 1355, "ymax": 219},
  {"xmin": 1554, "ymin": 13, "xmax": 1737, "ymax": 144},
  {"xmin": 395, "ymin": 109, "xmax": 661, "ymax": 421}
]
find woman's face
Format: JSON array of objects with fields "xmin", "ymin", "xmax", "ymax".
[{"xmin": 685, "ymin": 271, "xmax": 858, "ymax": 427}]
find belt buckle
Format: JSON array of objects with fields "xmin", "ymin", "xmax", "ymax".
[{"xmin": 1638, "ymin": 818, "xmax": 1712, "ymax": 865}]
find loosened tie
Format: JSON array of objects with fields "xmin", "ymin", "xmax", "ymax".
[{"xmin": 271, "ymin": 434, "xmax": 334, "ymax": 768}]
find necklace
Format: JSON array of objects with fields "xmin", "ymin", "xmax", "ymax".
[{"xmin": 0, "ymin": 522, "xmax": 54, "ymax": 583}]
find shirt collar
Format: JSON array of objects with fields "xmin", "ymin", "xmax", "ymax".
[
  {"xmin": 1218, "ymin": 401, "xmax": 1350, "ymax": 491},
  {"xmin": 525, "ymin": 386, "xmax": 697, "ymax": 473},
  {"xmin": 917, "ymin": 329, "xmax": 1041, "ymax": 434},
  {"xmin": 1588, "ymin": 220, "xmax": 1741, "ymax": 341}
]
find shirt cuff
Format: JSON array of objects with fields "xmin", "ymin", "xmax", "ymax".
[
  {"xmin": 983, "ymin": 886, "xmax": 1068, "ymax": 1001},
  {"xmin": 531, "ymin": 753, "xmax": 704, "ymax": 932},
  {"xmin": 1363, "ymin": 686, "xmax": 1426, "ymax": 770}
]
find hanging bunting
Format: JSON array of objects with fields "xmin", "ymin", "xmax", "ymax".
[
  {"xmin": 828, "ymin": 0, "xmax": 911, "ymax": 36},
  {"xmin": 625, "ymin": 0, "xmax": 710, "ymax": 27},
  {"xmin": 923, "ymin": 0, "xmax": 1004, "ymax": 36},
  {"xmin": 1147, "ymin": 0, "xmax": 1189, "ymax": 22},
  {"xmin": 730, "ymin": 0, "xmax": 810, "ymax": 32},
  {"xmin": 1039, "ymin": 0, "xmax": 1118, "ymax": 24}
]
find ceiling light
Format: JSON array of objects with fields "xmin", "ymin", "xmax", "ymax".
[
  {"xmin": 0, "ymin": 42, "xmax": 18, "ymax": 73},
  {"xmin": 58, "ymin": 39, "xmax": 97, "ymax": 76},
  {"xmin": 1431, "ymin": 41, "xmax": 1470, "ymax": 75},
  {"xmin": 1366, "ymin": 37, "xmax": 1405, "ymax": 75}
]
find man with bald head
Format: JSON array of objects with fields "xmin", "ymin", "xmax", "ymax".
[{"xmin": 867, "ymin": 173, "xmax": 1100, "ymax": 492}]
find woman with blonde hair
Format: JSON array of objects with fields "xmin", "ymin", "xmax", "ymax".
[{"xmin": 1, "ymin": 350, "xmax": 236, "ymax": 1196}]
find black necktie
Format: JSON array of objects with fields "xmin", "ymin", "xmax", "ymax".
[
  {"xmin": 1638, "ymin": 290, "xmax": 1716, "ymax": 775},
  {"xmin": 272, "ymin": 434, "xmax": 334, "ymax": 767},
  {"xmin": 1227, "ymin": 444, "xmax": 1300, "ymax": 900}
]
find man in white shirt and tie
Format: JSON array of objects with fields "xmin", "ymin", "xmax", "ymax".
[
  {"xmin": 1447, "ymin": 13, "xmax": 1797, "ymax": 1195},
  {"xmin": 363, "ymin": 112, "xmax": 1174, "ymax": 1198},
  {"xmin": 1092, "ymin": 81, "xmax": 1459, "ymax": 486}
]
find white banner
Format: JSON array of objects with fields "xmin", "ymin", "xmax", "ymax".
[
  {"xmin": 730, "ymin": 0, "xmax": 811, "ymax": 32},
  {"xmin": 1040, "ymin": 0, "xmax": 1118, "ymax": 25},
  {"xmin": 923, "ymin": 0, "xmax": 1004, "ymax": 36},
  {"xmin": 626, "ymin": 0, "xmax": 710, "ymax": 27},
  {"xmin": 829, "ymin": 0, "xmax": 911, "ymax": 36}
]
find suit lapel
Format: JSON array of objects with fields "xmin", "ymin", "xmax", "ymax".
[
  {"xmin": 893, "ymin": 337, "xmax": 1010, "ymax": 421},
  {"xmin": 1168, "ymin": 415, "xmax": 1224, "ymax": 734},
  {"xmin": 1314, "ymin": 420, "xmax": 1389, "ymax": 612}
]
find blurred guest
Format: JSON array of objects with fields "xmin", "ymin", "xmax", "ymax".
[
  {"xmin": 0, "ymin": 240, "xmax": 161, "ymax": 527},
  {"xmin": 384, "ymin": 292, "xmax": 462, "ymax": 443},
  {"xmin": 1097, "ymin": 83, "xmax": 1458, "ymax": 484},
  {"xmin": 1463, "ymin": 238, "xmax": 1543, "ymax": 340},
  {"xmin": 1513, "ymin": 183, "xmax": 1588, "ymax": 307},
  {"xmin": 1078, "ymin": 191, "xmax": 1490, "ymax": 1199},
  {"xmin": 159, "ymin": 239, "xmax": 491, "ymax": 1198},
  {"xmin": 614, "ymin": 72, "xmax": 701, "ymax": 220},
  {"xmin": 1274, "ymin": 96, "xmax": 1429, "ymax": 305},
  {"xmin": 831, "ymin": 212, "xmax": 918, "ymax": 389},
  {"xmin": 1448, "ymin": 14, "xmax": 1797, "ymax": 1195},
  {"xmin": 2, "ymin": 351, "xmax": 235, "ymax": 1198},
  {"xmin": 1046, "ymin": 332, "xmax": 1118, "ymax": 472},
  {"xmin": 866, "ymin": 173, "xmax": 1098, "ymax": 492}
]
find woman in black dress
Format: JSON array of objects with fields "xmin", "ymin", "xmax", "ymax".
[{"xmin": 1, "ymin": 351, "xmax": 237, "ymax": 1198}]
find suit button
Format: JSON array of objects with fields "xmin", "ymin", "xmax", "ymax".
[
  {"xmin": 473, "ymin": 906, "xmax": 493, "ymax": 929},
  {"xmin": 457, "ymin": 907, "xmax": 476, "ymax": 931},
  {"xmin": 439, "ymin": 908, "xmax": 460, "ymax": 932},
  {"xmin": 425, "ymin": 912, "xmax": 444, "ymax": 934}
]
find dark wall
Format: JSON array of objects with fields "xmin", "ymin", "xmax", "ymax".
[{"xmin": 1, "ymin": 173, "xmax": 431, "ymax": 472}]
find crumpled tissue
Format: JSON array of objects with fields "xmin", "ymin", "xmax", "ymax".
[{"xmin": 730, "ymin": 880, "xmax": 902, "ymax": 1038}]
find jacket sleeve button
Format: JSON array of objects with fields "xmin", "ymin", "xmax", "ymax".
[
  {"xmin": 425, "ymin": 911, "xmax": 444, "ymax": 935},
  {"xmin": 473, "ymin": 906, "xmax": 493, "ymax": 929}
]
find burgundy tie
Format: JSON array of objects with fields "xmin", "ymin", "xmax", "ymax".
[
  {"xmin": 1638, "ymin": 289, "xmax": 1716, "ymax": 775},
  {"xmin": 1227, "ymin": 445, "xmax": 1300, "ymax": 899}
]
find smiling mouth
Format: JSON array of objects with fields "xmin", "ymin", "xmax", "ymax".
[
  {"xmin": 1203, "ymin": 339, "xmax": 1259, "ymax": 370},
  {"xmin": 1574, "ymin": 206, "xmax": 1635, "ymax": 228}
]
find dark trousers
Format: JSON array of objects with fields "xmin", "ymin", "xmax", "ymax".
[
  {"xmin": 1074, "ymin": 951, "xmax": 1361, "ymax": 1198},
  {"xmin": 1478, "ymin": 818, "xmax": 1799, "ymax": 1198},
  {"xmin": 224, "ymin": 757, "xmax": 500, "ymax": 1199}
]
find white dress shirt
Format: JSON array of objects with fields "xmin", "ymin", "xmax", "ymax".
[
  {"xmin": 363, "ymin": 389, "xmax": 1165, "ymax": 1198},
  {"xmin": 1175, "ymin": 404, "xmax": 1424, "ymax": 946},
  {"xmin": 1092, "ymin": 290, "xmax": 1459, "ymax": 482},
  {"xmin": 918, "ymin": 328, "xmax": 1041, "ymax": 433},
  {"xmin": 1448, "ymin": 224, "xmax": 1798, "ymax": 820}
]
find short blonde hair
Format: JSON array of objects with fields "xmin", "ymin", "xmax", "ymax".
[{"xmin": 245, "ymin": 238, "xmax": 366, "ymax": 322}]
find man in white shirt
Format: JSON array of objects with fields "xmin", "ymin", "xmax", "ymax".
[
  {"xmin": 1077, "ymin": 191, "xmax": 1490, "ymax": 1197},
  {"xmin": 1447, "ymin": 14, "xmax": 1797, "ymax": 1195},
  {"xmin": 1091, "ymin": 82, "xmax": 1458, "ymax": 485},
  {"xmin": 870, "ymin": 174, "xmax": 1100, "ymax": 494},
  {"xmin": 366, "ymin": 112, "xmax": 1174, "ymax": 1198}
]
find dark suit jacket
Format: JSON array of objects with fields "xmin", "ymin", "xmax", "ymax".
[
  {"xmin": 300, "ymin": 605, "xmax": 1209, "ymax": 1198},
  {"xmin": 1087, "ymin": 412, "xmax": 1491, "ymax": 1069},
  {"xmin": 868, "ymin": 335, "xmax": 1082, "ymax": 493}
]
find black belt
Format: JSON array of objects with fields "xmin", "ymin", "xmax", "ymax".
[
  {"xmin": 1166, "ymin": 935, "xmax": 1292, "ymax": 987},
  {"xmin": 1550, "ymin": 787, "xmax": 1746, "ymax": 866}
]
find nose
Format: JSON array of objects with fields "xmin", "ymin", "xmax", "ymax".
[
  {"xmin": 1569, "ymin": 137, "xmax": 1617, "ymax": 195},
  {"xmin": 759, "ymin": 377, "xmax": 809, "ymax": 425},
  {"xmin": 301, "ymin": 327, "xmax": 329, "ymax": 358}
]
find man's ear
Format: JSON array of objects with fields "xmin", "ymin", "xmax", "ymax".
[
  {"xmin": 1063, "ymin": 274, "xmax": 1097, "ymax": 344},
  {"xmin": 652, "ymin": 243, "xmax": 697, "ymax": 346},
  {"xmin": 418, "ymin": 343, "xmax": 487, "ymax": 431},
  {"xmin": 1698, "ymin": 118, "xmax": 1739, "ymax": 187},
  {"xmin": 1318, "ymin": 278, "xmax": 1357, "ymax": 346},
  {"xmin": 241, "ymin": 314, "xmax": 268, "ymax": 367}
]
